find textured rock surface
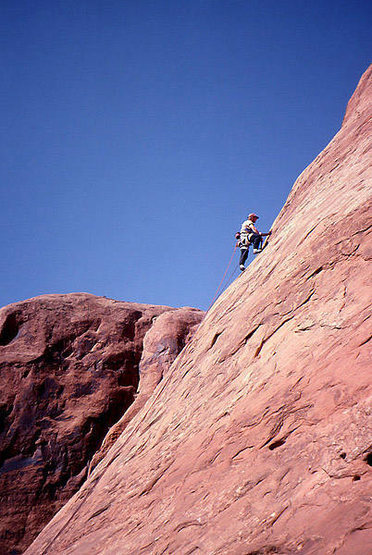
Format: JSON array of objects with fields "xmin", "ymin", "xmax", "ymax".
[
  {"xmin": 26, "ymin": 66, "xmax": 372, "ymax": 554},
  {"xmin": 89, "ymin": 308, "xmax": 202, "ymax": 471},
  {"xmin": 0, "ymin": 294, "xmax": 202, "ymax": 554}
]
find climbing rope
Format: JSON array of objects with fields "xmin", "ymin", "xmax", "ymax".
[
  {"xmin": 207, "ymin": 244, "xmax": 238, "ymax": 312},
  {"xmin": 206, "ymin": 229, "xmax": 272, "ymax": 313},
  {"xmin": 225, "ymin": 261, "xmax": 239, "ymax": 287}
]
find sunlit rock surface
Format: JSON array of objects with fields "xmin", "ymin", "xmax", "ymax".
[
  {"xmin": 24, "ymin": 65, "xmax": 372, "ymax": 554},
  {"xmin": 0, "ymin": 293, "xmax": 202, "ymax": 554}
]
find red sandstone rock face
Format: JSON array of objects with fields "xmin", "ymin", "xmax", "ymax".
[
  {"xmin": 0, "ymin": 294, "xmax": 203, "ymax": 554},
  {"xmin": 26, "ymin": 66, "xmax": 372, "ymax": 555},
  {"xmin": 89, "ymin": 307, "xmax": 203, "ymax": 471}
]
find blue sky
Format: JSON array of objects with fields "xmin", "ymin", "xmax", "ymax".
[{"xmin": 1, "ymin": 0, "xmax": 371, "ymax": 310}]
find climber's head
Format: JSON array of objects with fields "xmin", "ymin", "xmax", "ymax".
[{"xmin": 248, "ymin": 213, "xmax": 259, "ymax": 222}]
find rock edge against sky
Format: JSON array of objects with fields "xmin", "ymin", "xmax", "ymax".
[
  {"xmin": 1, "ymin": 64, "xmax": 371, "ymax": 554},
  {"xmin": 0, "ymin": 294, "xmax": 203, "ymax": 553},
  {"xmin": 25, "ymin": 64, "xmax": 372, "ymax": 555}
]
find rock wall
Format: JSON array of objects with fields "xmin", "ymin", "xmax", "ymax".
[
  {"xmin": 89, "ymin": 307, "xmax": 202, "ymax": 472},
  {"xmin": 25, "ymin": 65, "xmax": 372, "ymax": 555},
  {"xmin": 15, "ymin": 65, "xmax": 372, "ymax": 554},
  {"xmin": 0, "ymin": 293, "xmax": 203, "ymax": 554}
]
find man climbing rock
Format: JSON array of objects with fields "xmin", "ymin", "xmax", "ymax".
[{"xmin": 239, "ymin": 213, "xmax": 271, "ymax": 271}]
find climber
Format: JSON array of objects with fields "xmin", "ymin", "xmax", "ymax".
[{"xmin": 239, "ymin": 213, "xmax": 271, "ymax": 271}]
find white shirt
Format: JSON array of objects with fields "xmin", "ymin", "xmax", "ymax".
[{"xmin": 240, "ymin": 219, "xmax": 259, "ymax": 235}]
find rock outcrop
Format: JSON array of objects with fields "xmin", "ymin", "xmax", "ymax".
[
  {"xmin": 89, "ymin": 307, "xmax": 202, "ymax": 471},
  {"xmin": 23, "ymin": 65, "xmax": 372, "ymax": 554},
  {"xmin": 0, "ymin": 294, "xmax": 203, "ymax": 554}
]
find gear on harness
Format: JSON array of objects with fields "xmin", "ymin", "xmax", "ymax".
[{"xmin": 237, "ymin": 213, "xmax": 271, "ymax": 271}]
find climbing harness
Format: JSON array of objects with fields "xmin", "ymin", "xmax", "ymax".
[{"xmin": 206, "ymin": 229, "xmax": 272, "ymax": 312}]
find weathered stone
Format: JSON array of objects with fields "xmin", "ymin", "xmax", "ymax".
[
  {"xmin": 0, "ymin": 294, "xmax": 203, "ymax": 554},
  {"xmin": 89, "ymin": 307, "xmax": 203, "ymax": 471},
  {"xmin": 26, "ymin": 65, "xmax": 372, "ymax": 555}
]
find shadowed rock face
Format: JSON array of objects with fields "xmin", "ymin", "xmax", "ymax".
[
  {"xmin": 0, "ymin": 293, "xmax": 203, "ymax": 554},
  {"xmin": 26, "ymin": 65, "xmax": 372, "ymax": 555}
]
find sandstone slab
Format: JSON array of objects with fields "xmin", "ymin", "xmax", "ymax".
[{"xmin": 26, "ymin": 66, "xmax": 372, "ymax": 554}]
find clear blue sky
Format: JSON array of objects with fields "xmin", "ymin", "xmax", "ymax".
[{"xmin": 1, "ymin": 1, "xmax": 371, "ymax": 310}]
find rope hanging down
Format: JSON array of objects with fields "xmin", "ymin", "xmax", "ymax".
[{"xmin": 207, "ymin": 244, "xmax": 237, "ymax": 312}]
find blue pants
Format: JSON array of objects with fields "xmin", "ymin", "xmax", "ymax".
[
  {"xmin": 239, "ymin": 234, "xmax": 262, "ymax": 266},
  {"xmin": 249, "ymin": 233, "xmax": 263, "ymax": 250}
]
